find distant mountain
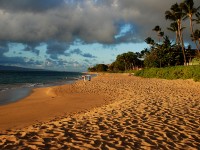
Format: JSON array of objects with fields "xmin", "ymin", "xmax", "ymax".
[{"xmin": 0, "ymin": 65, "xmax": 45, "ymax": 71}]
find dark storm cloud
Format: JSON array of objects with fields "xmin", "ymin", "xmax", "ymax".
[
  {"xmin": 0, "ymin": 0, "xmax": 65, "ymax": 12},
  {"xmin": 0, "ymin": 0, "xmax": 199, "ymax": 44},
  {"xmin": 46, "ymin": 41, "xmax": 69, "ymax": 59},
  {"xmin": 0, "ymin": 0, "xmax": 116, "ymax": 43}
]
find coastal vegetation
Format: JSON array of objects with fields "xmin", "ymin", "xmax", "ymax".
[
  {"xmin": 88, "ymin": 64, "xmax": 108, "ymax": 72},
  {"xmin": 135, "ymin": 65, "xmax": 200, "ymax": 81},
  {"xmin": 88, "ymin": 0, "xmax": 200, "ymax": 81}
]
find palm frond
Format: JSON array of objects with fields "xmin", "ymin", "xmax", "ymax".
[{"xmin": 152, "ymin": 25, "xmax": 161, "ymax": 32}]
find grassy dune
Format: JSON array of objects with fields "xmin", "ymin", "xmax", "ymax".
[{"xmin": 135, "ymin": 65, "xmax": 200, "ymax": 81}]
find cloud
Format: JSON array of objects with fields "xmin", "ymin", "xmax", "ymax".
[
  {"xmin": 0, "ymin": 54, "xmax": 43, "ymax": 67},
  {"xmin": 0, "ymin": 0, "xmax": 199, "ymax": 45},
  {"xmin": 0, "ymin": 56, "xmax": 25, "ymax": 65},
  {"xmin": 82, "ymin": 53, "xmax": 97, "ymax": 58},
  {"xmin": 0, "ymin": 41, "xmax": 9, "ymax": 56},
  {"xmin": 0, "ymin": 0, "xmax": 65, "ymax": 12},
  {"xmin": 23, "ymin": 42, "xmax": 41, "ymax": 56},
  {"xmin": 0, "ymin": 0, "xmax": 200, "ymax": 71},
  {"xmin": 70, "ymin": 48, "xmax": 82, "ymax": 55},
  {"xmin": 84, "ymin": 59, "xmax": 90, "ymax": 63},
  {"xmin": 70, "ymin": 48, "xmax": 97, "ymax": 58},
  {"xmin": 0, "ymin": 41, "xmax": 86, "ymax": 71},
  {"xmin": 0, "ymin": 42, "xmax": 34, "ymax": 67},
  {"xmin": 46, "ymin": 41, "xmax": 69, "ymax": 59},
  {"xmin": 0, "ymin": 0, "xmax": 116, "ymax": 43},
  {"xmin": 114, "ymin": 23, "xmax": 141, "ymax": 43},
  {"xmin": 83, "ymin": 58, "xmax": 98, "ymax": 66}
]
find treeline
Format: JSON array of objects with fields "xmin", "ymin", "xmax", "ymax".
[
  {"xmin": 88, "ymin": 0, "xmax": 200, "ymax": 73},
  {"xmin": 88, "ymin": 52, "xmax": 144, "ymax": 72},
  {"xmin": 88, "ymin": 64, "xmax": 109, "ymax": 72}
]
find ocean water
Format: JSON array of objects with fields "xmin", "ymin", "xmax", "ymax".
[{"xmin": 0, "ymin": 71, "xmax": 83, "ymax": 105}]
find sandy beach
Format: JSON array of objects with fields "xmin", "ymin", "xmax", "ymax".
[{"xmin": 0, "ymin": 74, "xmax": 200, "ymax": 149}]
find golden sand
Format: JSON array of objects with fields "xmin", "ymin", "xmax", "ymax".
[{"xmin": 0, "ymin": 74, "xmax": 200, "ymax": 149}]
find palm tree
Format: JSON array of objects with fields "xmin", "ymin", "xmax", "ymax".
[
  {"xmin": 167, "ymin": 22, "xmax": 179, "ymax": 44},
  {"xmin": 191, "ymin": 29, "xmax": 200, "ymax": 57},
  {"xmin": 145, "ymin": 37, "xmax": 155, "ymax": 46},
  {"xmin": 165, "ymin": 3, "xmax": 187, "ymax": 65},
  {"xmin": 180, "ymin": 0, "xmax": 200, "ymax": 53},
  {"xmin": 167, "ymin": 22, "xmax": 186, "ymax": 45},
  {"xmin": 152, "ymin": 25, "xmax": 164, "ymax": 42},
  {"xmin": 192, "ymin": 29, "xmax": 200, "ymax": 44},
  {"xmin": 195, "ymin": 12, "xmax": 200, "ymax": 24}
]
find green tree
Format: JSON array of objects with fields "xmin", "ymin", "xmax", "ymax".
[
  {"xmin": 144, "ymin": 36, "xmax": 183, "ymax": 68},
  {"xmin": 192, "ymin": 29, "xmax": 200, "ymax": 44},
  {"xmin": 145, "ymin": 37, "xmax": 155, "ymax": 45},
  {"xmin": 144, "ymin": 50, "xmax": 159, "ymax": 68},
  {"xmin": 96, "ymin": 64, "xmax": 108, "ymax": 72},
  {"xmin": 136, "ymin": 48, "xmax": 149, "ymax": 59},
  {"xmin": 165, "ymin": 3, "xmax": 187, "ymax": 65},
  {"xmin": 152, "ymin": 25, "xmax": 164, "ymax": 42},
  {"xmin": 180, "ymin": 0, "xmax": 200, "ymax": 53},
  {"xmin": 167, "ymin": 22, "xmax": 179, "ymax": 44},
  {"xmin": 194, "ymin": 11, "xmax": 200, "ymax": 57},
  {"xmin": 192, "ymin": 29, "xmax": 200, "ymax": 57},
  {"xmin": 116, "ymin": 54, "xmax": 127, "ymax": 71},
  {"xmin": 109, "ymin": 61, "xmax": 125, "ymax": 72},
  {"xmin": 88, "ymin": 64, "xmax": 108, "ymax": 72},
  {"xmin": 88, "ymin": 67, "xmax": 96, "ymax": 72},
  {"xmin": 116, "ymin": 52, "xmax": 141, "ymax": 71},
  {"xmin": 109, "ymin": 52, "xmax": 142, "ymax": 72},
  {"xmin": 185, "ymin": 45, "xmax": 196, "ymax": 64}
]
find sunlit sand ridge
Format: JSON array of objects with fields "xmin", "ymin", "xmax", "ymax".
[{"xmin": 0, "ymin": 74, "xmax": 200, "ymax": 149}]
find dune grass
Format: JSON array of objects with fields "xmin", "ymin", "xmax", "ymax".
[{"xmin": 135, "ymin": 65, "xmax": 200, "ymax": 81}]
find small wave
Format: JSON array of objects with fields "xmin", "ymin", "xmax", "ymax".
[
  {"xmin": 0, "ymin": 83, "xmax": 45, "ymax": 93},
  {"xmin": 0, "ymin": 88, "xmax": 9, "ymax": 92},
  {"xmin": 70, "ymin": 76, "xmax": 82, "ymax": 80},
  {"xmin": 23, "ymin": 83, "xmax": 44, "ymax": 88}
]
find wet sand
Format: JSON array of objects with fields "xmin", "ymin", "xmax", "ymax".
[
  {"xmin": 0, "ymin": 87, "xmax": 32, "ymax": 105},
  {"xmin": 0, "ymin": 85, "xmax": 105, "ymax": 130},
  {"xmin": 0, "ymin": 74, "xmax": 200, "ymax": 149}
]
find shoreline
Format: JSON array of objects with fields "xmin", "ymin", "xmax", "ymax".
[
  {"xmin": 0, "ymin": 76, "xmax": 105, "ymax": 130},
  {"xmin": 0, "ymin": 87, "xmax": 33, "ymax": 106},
  {"xmin": 0, "ymin": 74, "xmax": 200, "ymax": 149},
  {"xmin": 0, "ymin": 77, "xmax": 82, "ymax": 106}
]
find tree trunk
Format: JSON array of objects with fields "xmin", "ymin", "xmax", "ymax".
[
  {"xmin": 176, "ymin": 31, "xmax": 179, "ymax": 45},
  {"xmin": 178, "ymin": 20, "xmax": 187, "ymax": 65}
]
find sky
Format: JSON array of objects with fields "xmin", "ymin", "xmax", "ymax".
[{"xmin": 0, "ymin": 0, "xmax": 199, "ymax": 72}]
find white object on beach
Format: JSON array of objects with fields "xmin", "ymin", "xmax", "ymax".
[
  {"xmin": 82, "ymin": 75, "xmax": 91, "ymax": 81},
  {"xmin": 86, "ymin": 75, "xmax": 91, "ymax": 81},
  {"xmin": 82, "ymin": 75, "xmax": 86, "ymax": 82}
]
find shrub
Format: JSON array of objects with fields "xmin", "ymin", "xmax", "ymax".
[{"xmin": 135, "ymin": 65, "xmax": 200, "ymax": 82}]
